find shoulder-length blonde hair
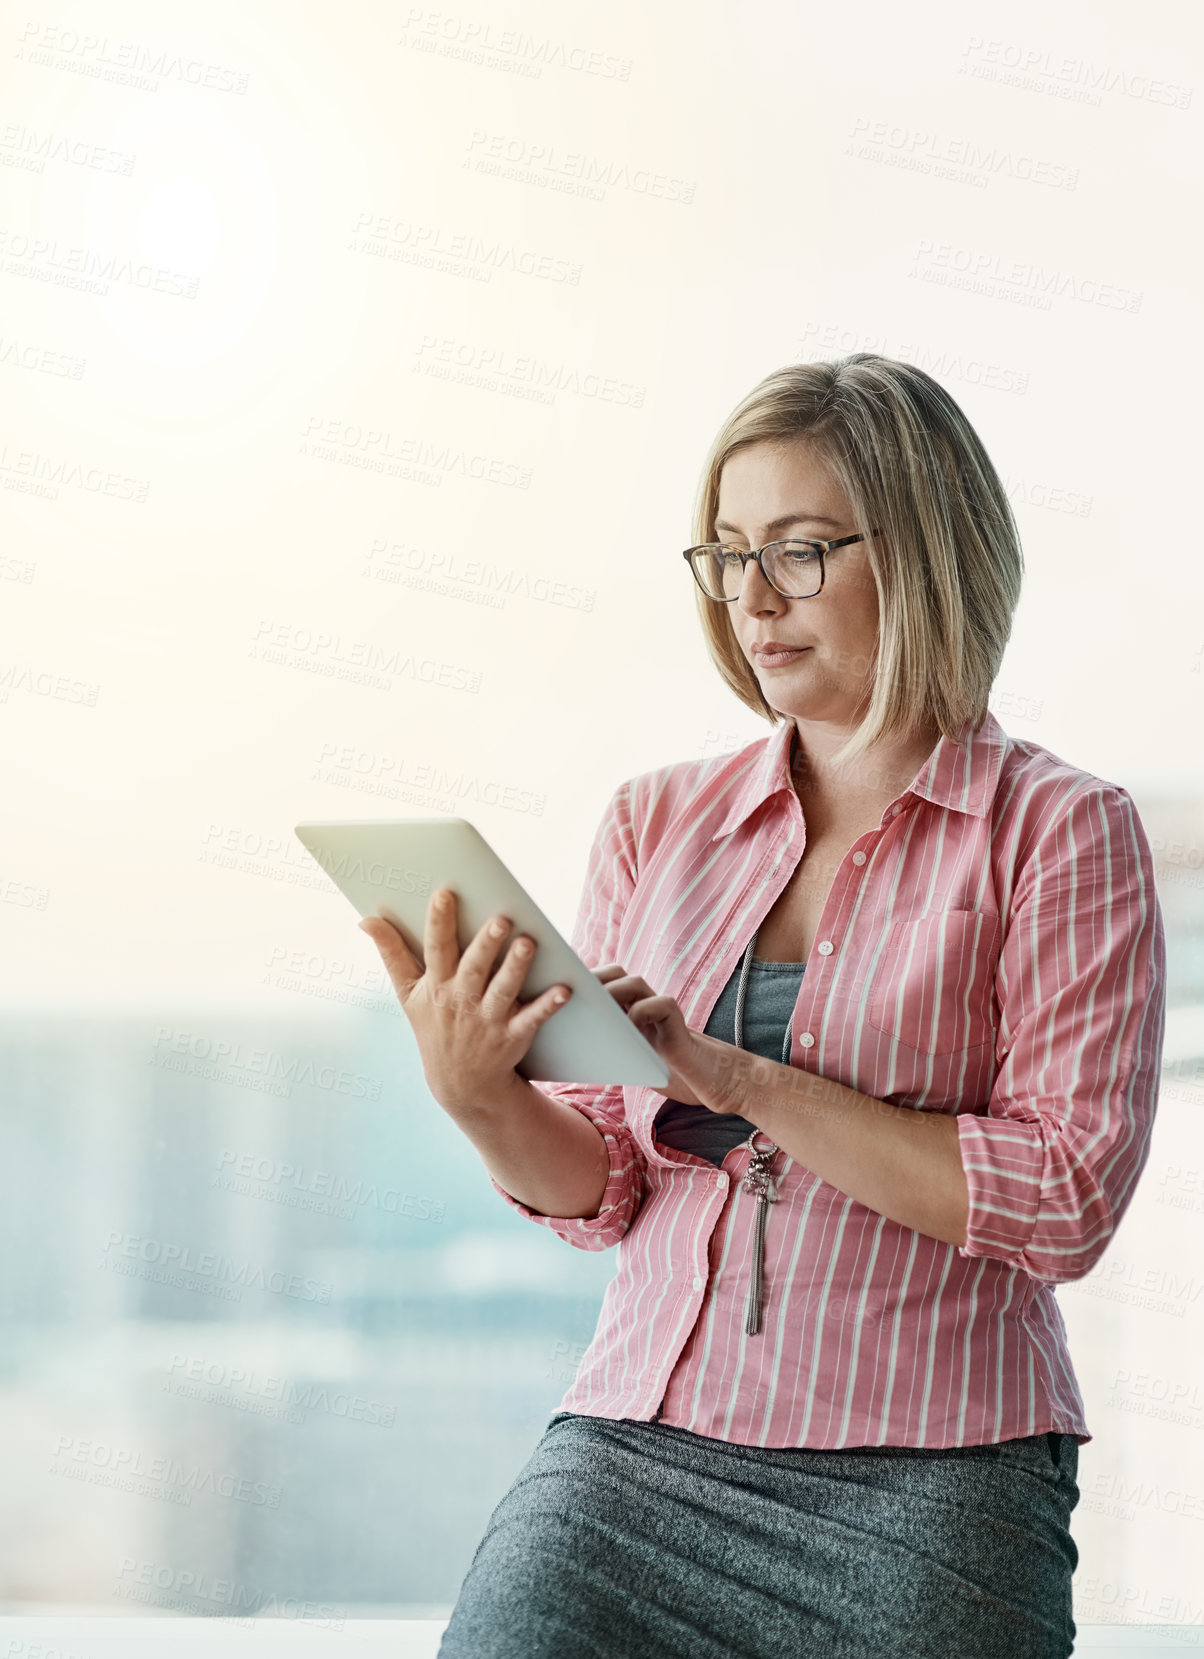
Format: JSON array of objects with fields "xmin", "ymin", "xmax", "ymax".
[{"xmin": 691, "ymin": 353, "xmax": 1024, "ymax": 769}]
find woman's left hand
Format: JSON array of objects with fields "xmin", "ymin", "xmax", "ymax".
[{"xmin": 594, "ymin": 966, "xmax": 747, "ymax": 1113}]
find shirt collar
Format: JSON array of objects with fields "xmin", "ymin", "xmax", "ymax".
[{"xmin": 710, "ymin": 709, "xmax": 1010, "ymax": 841}]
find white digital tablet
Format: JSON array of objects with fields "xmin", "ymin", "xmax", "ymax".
[{"xmin": 293, "ymin": 816, "xmax": 671, "ymax": 1089}]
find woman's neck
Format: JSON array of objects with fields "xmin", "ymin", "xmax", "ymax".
[{"xmin": 788, "ymin": 720, "xmax": 941, "ymax": 830}]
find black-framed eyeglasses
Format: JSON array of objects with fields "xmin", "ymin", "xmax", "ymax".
[{"xmin": 682, "ymin": 531, "xmax": 880, "ymax": 602}]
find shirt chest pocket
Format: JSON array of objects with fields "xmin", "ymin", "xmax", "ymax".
[{"xmin": 863, "ymin": 909, "xmax": 1001, "ymax": 1056}]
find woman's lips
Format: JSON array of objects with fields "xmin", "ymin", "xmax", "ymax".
[{"xmin": 753, "ymin": 647, "xmax": 808, "ymax": 668}]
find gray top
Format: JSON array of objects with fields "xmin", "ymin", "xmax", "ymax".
[{"xmin": 652, "ymin": 957, "xmax": 806, "ymax": 1166}]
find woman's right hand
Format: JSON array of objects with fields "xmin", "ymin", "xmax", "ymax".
[
  {"xmin": 358, "ymin": 889, "xmax": 573, "ymax": 1114},
  {"xmin": 593, "ymin": 964, "xmax": 706, "ymax": 1106}
]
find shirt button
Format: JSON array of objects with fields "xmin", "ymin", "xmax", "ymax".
[
  {"xmin": 799, "ymin": 1032, "xmax": 815, "ymax": 1048},
  {"xmin": 692, "ymin": 1274, "xmax": 705, "ymax": 1291},
  {"xmin": 714, "ymin": 1174, "xmax": 726, "ymax": 1190},
  {"xmin": 891, "ymin": 804, "xmax": 901, "ymax": 816},
  {"xmin": 852, "ymin": 850, "xmax": 867, "ymax": 866},
  {"xmin": 817, "ymin": 939, "xmax": 834, "ymax": 955}
]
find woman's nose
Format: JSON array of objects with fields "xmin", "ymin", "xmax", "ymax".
[{"xmin": 739, "ymin": 558, "xmax": 783, "ymax": 610}]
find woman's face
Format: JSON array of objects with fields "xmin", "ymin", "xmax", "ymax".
[{"xmin": 714, "ymin": 438, "xmax": 881, "ymax": 731}]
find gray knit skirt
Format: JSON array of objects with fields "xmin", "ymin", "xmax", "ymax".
[{"xmin": 437, "ymin": 1409, "xmax": 1080, "ymax": 1659}]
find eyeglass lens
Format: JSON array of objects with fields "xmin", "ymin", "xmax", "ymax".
[{"xmin": 692, "ymin": 542, "xmax": 822, "ymax": 600}]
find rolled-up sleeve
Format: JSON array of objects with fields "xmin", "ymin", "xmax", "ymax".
[
  {"xmin": 489, "ymin": 779, "xmax": 648, "ymax": 1252},
  {"xmin": 956, "ymin": 782, "xmax": 1167, "ymax": 1283}
]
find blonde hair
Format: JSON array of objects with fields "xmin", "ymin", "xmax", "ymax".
[{"xmin": 690, "ymin": 353, "xmax": 1024, "ymax": 769}]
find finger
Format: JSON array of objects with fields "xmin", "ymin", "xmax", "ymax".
[
  {"xmin": 627, "ymin": 993, "xmax": 672, "ymax": 1038},
  {"xmin": 593, "ymin": 964, "xmax": 628, "ymax": 984},
  {"xmin": 479, "ymin": 929, "xmax": 539, "ymax": 1012},
  {"xmin": 358, "ymin": 916, "xmax": 421, "ymax": 1000},
  {"xmin": 602, "ymin": 974, "xmax": 654, "ymax": 1014},
  {"xmin": 510, "ymin": 980, "xmax": 572, "ymax": 1046},
  {"xmin": 458, "ymin": 911, "xmax": 521, "ymax": 998},
  {"xmin": 627, "ymin": 995, "xmax": 692, "ymax": 1062},
  {"xmin": 424, "ymin": 888, "xmax": 461, "ymax": 983}
]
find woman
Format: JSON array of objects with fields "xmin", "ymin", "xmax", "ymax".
[{"xmin": 361, "ymin": 354, "xmax": 1167, "ymax": 1658}]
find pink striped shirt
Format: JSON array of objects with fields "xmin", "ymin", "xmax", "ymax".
[{"xmin": 490, "ymin": 711, "xmax": 1167, "ymax": 1449}]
